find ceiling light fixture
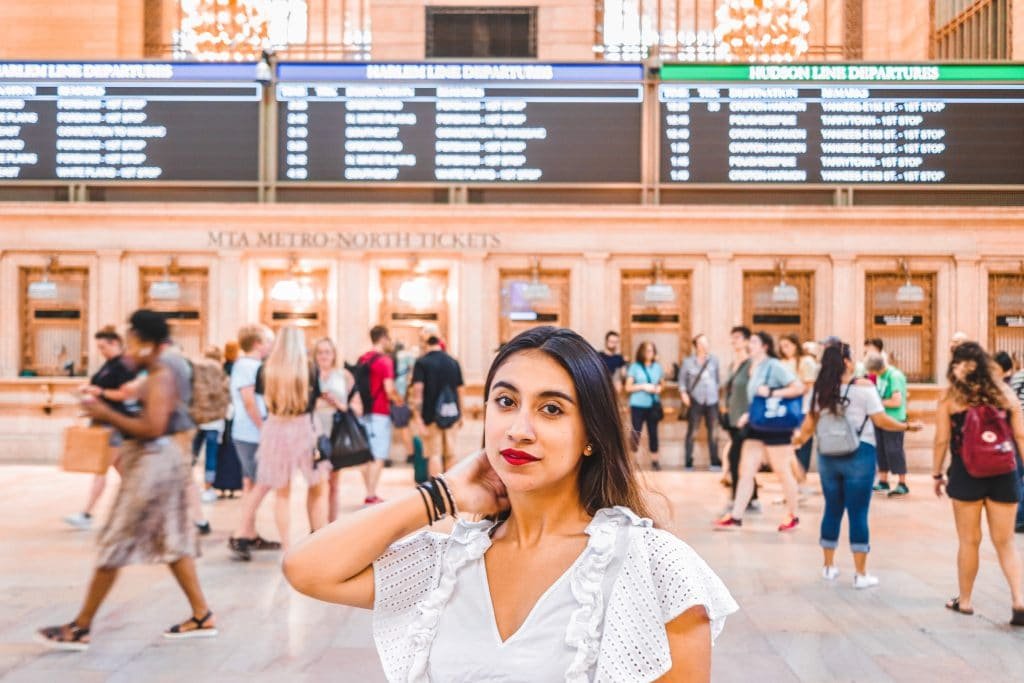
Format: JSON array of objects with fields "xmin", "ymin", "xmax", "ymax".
[
  {"xmin": 522, "ymin": 258, "xmax": 552, "ymax": 303},
  {"xmin": 895, "ymin": 259, "xmax": 925, "ymax": 303},
  {"xmin": 716, "ymin": 0, "xmax": 811, "ymax": 64},
  {"xmin": 27, "ymin": 256, "xmax": 59, "ymax": 300},
  {"xmin": 148, "ymin": 257, "xmax": 181, "ymax": 301},
  {"xmin": 771, "ymin": 259, "xmax": 799, "ymax": 303},
  {"xmin": 644, "ymin": 260, "xmax": 676, "ymax": 304}
]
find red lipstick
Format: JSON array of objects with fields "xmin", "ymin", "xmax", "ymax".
[{"xmin": 501, "ymin": 449, "xmax": 539, "ymax": 466}]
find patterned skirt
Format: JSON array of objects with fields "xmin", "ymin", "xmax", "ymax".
[
  {"xmin": 96, "ymin": 437, "xmax": 197, "ymax": 569},
  {"xmin": 255, "ymin": 413, "xmax": 328, "ymax": 490}
]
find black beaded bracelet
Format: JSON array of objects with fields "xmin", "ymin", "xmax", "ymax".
[
  {"xmin": 435, "ymin": 475, "xmax": 458, "ymax": 518},
  {"xmin": 419, "ymin": 480, "xmax": 448, "ymax": 522},
  {"xmin": 416, "ymin": 486, "xmax": 433, "ymax": 525}
]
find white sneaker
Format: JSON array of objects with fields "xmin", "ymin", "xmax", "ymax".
[
  {"xmin": 854, "ymin": 573, "xmax": 879, "ymax": 589},
  {"xmin": 822, "ymin": 566, "xmax": 840, "ymax": 581},
  {"xmin": 200, "ymin": 489, "xmax": 218, "ymax": 504},
  {"xmin": 747, "ymin": 500, "xmax": 763, "ymax": 514},
  {"xmin": 63, "ymin": 513, "xmax": 92, "ymax": 530}
]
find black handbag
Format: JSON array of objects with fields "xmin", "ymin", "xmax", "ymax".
[
  {"xmin": 326, "ymin": 410, "xmax": 374, "ymax": 470},
  {"xmin": 390, "ymin": 403, "xmax": 412, "ymax": 428}
]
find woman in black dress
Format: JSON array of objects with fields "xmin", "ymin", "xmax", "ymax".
[{"xmin": 933, "ymin": 342, "xmax": 1024, "ymax": 624}]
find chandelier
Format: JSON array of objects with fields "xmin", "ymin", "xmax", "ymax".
[
  {"xmin": 180, "ymin": 0, "xmax": 272, "ymax": 61},
  {"xmin": 715, "ymin": 0, "xmax": 811, "ymax": 63}
]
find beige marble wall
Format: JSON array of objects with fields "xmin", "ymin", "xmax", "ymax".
[
  {"xmin": 2, "ymin": 201, "xmax": 1022, "ymax": 383},
  {"xmin": 0, "ymin": 0, "xmax": 142, "ymax": 60},
  {"xmin": 862, "ymin": 0, "xmax": 932, "ymax": 61}
]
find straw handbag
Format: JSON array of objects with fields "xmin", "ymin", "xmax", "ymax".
[{"xmin": 60, "ymin": 424, "xmax": 114, "ymax": 474}]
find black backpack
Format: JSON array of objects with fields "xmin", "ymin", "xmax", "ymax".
[
  {"xmin": 347, "ymin": 353, "xmax": 382, "ymax": 413},
  {"xmin": 434, "ymin": 384, "xmax": 461, "ymax": 429}
]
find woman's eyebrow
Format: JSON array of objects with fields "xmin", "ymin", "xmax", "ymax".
[
  {"xmin": 538, "ymin": 390, "xmax": 576, "ymax": 405},
  {"xmin": 492, "ymin": 381, "xmax": 576, "ymax": 405}
]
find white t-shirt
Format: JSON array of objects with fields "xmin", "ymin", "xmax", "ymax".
[
  {"xmin": 314, "ymin": 369, "xmax": 348, "ymax": 436},
  {"xmin": 372, "ymin": 506, "xmax": 738, "ymax": 683},
  {"xmin": 824, "ymin": 383, "xmax": 885, "ymax": 446},
  {"xmin": 230, "ymin": 356, "xmax": 266, "ymax": 443}
]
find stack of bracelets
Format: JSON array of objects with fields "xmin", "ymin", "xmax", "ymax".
[{"xmin": 416, "ymin": 475, "xmax": 460, "ymax": 525}]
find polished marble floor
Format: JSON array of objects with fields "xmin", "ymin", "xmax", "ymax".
[{"xmin": 2, "ymin": 464, "xmax": 1024, "ymax": 683}]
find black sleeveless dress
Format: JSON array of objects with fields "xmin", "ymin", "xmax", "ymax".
[{"xmin": 945, "ymin": 411, "xmax": 1022, "ymax": 504}]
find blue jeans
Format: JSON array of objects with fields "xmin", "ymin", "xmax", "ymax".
[
  {"xmin": 795, "ymin": 437, "xmax": 813, "ymax": 473},
  {"xmin": 192, "ymin": 429, "xmax": 220, "ymax": 485},
  {"xmin": 818, "ymin": 441, "xmax": 876, "ymax": 553}
]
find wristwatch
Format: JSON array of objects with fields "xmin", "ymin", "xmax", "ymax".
[{"xmin": 932, "ymin": 473, "xmax": 945, "ymax": 480}]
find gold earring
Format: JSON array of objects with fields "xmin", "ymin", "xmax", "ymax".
[{"xmin": 583, "ymin": 444, "xmax": 593, "ymax": 457}]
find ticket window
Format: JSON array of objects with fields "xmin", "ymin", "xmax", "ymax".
[
  {"xmin": 19, "ymin": 265, "xmax": 89, "ymax": 377},
  {"xmin": 620, "ymin": 270, "xmax": 692, "ymax": 376},
  {"xmin": 140, "ymin": 266, "xmax": 208, "ymax": 358},
  {"xmin": 865, "ymin": 272, "xmax": 937, "ymax": 383},
  {"xmin": 989, "ymin": 273, "xmax": 1024, "ymax": 369},
  {"xmin": 743, "ymin": 271, "xmax": 815, "ymax": 346},
  {"xmin": 379, "ymin": 270, "xmax": 449, "ymax": 352},
  {"xmin": 499, "ymin": 269, "xmax": 570, "ymax": 344},
  {"xmin": 260, "ymin": 269, "xmax": 329, "ymax": 345}
]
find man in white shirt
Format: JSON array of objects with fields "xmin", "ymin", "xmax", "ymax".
[{"xmin": 227, "ymin": 324, "xmax": 278, "ymax": 561}]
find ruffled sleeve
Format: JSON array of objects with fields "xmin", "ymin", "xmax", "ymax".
[
  {"xmin": 372, "ymin": 530, "xmax": 449, "ymax": 682},
  {"xmin": 595, "ymin": 524, "xmax": 738, "ymax": 682},
  {"xmin": 643, "ymin": 528, "xmax": 738, "ymax": 642}
]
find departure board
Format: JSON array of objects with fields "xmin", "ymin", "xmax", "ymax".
[
  {"xmin": 658, "ymin": 64, "xmax": 1024, "ymax": 185},
  {"xmin": 276, "ymin": 63, "xmax": 643, "ymax": 183},
  {"xmin": 0, "ymin": 62, "xmax": 261, "ymax": 181}
]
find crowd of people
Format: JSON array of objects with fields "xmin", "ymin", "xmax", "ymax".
[{"xmin": 36, "ymin": 311, "xmax": 1024, "ymax": 662}]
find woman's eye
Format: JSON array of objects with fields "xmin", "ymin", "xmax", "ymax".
[
  {"xmin": 541, "ymin": 403, "xmax": 563, "ymax": 416},
  {"xmin": 495, "ymin": 395, "xmax": 515, "ymax": 408}
]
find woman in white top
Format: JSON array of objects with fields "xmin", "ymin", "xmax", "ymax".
[
  {"xmin": 284, "ymin": 326, "xmax": 738, "ymax": 682},
  {"xmin": 793, "ymin": 342, "xmax": 921, "ymax": 588},
  {"xmin": 312, "ymin": 337, "xmax": 362, "ymax": 523}
]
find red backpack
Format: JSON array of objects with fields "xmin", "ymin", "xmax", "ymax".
[{"xmin": 960, "ymin": 405, "xmax": 1017, "ymax": 478}]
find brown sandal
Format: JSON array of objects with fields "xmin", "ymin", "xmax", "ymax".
[
  {"xmin": 164, "ymin": 611, "xmax": 218, "ymax": 639},
  {"xmin": 37, "ymin": 622, "xmax": 90, "ymax": 651}
]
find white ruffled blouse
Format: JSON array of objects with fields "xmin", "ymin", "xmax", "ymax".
[{"xmin": 372, "ymin": 506, "xmax": 739, "ymax": 682}]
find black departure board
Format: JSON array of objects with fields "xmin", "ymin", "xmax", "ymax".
[
  {"xmin": 276, "ymin": 63, "xmax": 643, "ymax": 183},
  {"xmin": 659, "ymin": 63, "xmax": 1024, "ymax": 184},
  {"xmin": 0, "ymin": 62, "xmax": 261, "ymax": 181}
]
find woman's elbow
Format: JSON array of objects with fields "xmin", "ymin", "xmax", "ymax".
[{"xmin": 282, "ymin": 548, "xmax": 317, "ymax": 596}]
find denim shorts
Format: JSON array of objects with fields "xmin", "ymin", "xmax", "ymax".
[
  {"xmin": 233, "ymin": 439, "xmax": 259, "ymax": 481},
  {"xmin": 360, "ymin": 414, "xmax": 393, "ymax": 461}
]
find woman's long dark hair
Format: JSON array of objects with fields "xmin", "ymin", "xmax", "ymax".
[
  {"xmin": 947, "ymin": 342, "xmax": 1008, "ymax": 409},
  {"xmin": 754, "ymin": 331, "xmax": 777, "ymax": 358},
  {"xmin": 812, "ymin": 345, "xmax": 849, "ymax": 415},
  {"xmin": 483, "ymin": 326, "xmax": 653, "ymax": 520}
]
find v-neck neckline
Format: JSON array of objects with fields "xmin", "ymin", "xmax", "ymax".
[{"xmin": 479, "ymin": 539, "xmax": 590, "ymax": 647}]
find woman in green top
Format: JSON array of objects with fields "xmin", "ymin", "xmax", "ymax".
[{"xmin": 625, "ymin": 341, "xmax": 664, "ymax": 470}]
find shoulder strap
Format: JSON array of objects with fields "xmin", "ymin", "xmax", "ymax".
[
  {"xmin": 686, "ymin": 357, "xmax": 711, "ymax": 394},
  {"xmin": 846, "ymin": 381, "xmax": 870, "ymax": 437}
]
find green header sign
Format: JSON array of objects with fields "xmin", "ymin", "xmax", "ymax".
[{"xmin": 660, "ymin": 63, "xmax": 1024, "ymax": 82}]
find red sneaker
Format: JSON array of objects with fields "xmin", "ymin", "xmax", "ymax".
[
  {"xmin": 713, "ymin": 515, "xmax": 743, "ymax": 531},
  {"xmin": 364, "ymin": 496, "xmax": 383, "ymax": 505},
  {"xmin": 777, "ymin": 516, "xmax": 800, "ymax": 532}
]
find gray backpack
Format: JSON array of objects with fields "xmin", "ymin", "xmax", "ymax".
[{"xmin": 815, "ymin": 382, "xmax": 869, "ymax": 457}]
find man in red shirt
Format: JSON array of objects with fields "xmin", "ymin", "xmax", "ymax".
[{"xmin": 357, "ymin": 326, "xmax": 402, "ymax": 504}]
